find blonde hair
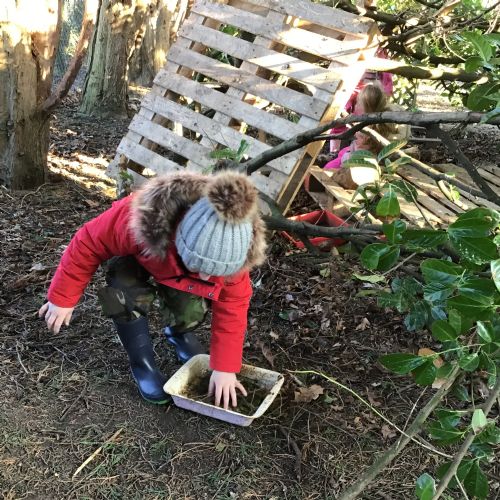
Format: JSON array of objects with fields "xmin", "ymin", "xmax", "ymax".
[{"xmin": 357, "ymin": 82, "xmax": 388, "ymax": 113}]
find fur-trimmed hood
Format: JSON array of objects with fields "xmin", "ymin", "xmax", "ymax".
[{"xmin": 129, "ymin": 171, "xmax": 267, "ymax": 271}]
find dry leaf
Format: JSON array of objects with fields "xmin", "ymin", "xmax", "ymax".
[
  {"xmin": 418, "ymin": 347, "xmax": 444, "ymax": 368},
  {"xmin": 84, "ymin": 199, "xmax": 100, "ymax": 208},
  {"xmin": 30, "ymin": 262, "xmax": 48, "ymax": 272},
  {"xmin": 366, "ymin": 389, "xmax": 381, "ymax": 407},
  {"xmin": 269, "ymin": 331, "xmax": 279, "ymax": 340},
  {"xmin": 294, "ymin": 384, "xmax": 324, "ymax": 403},
  {"xmin": 355, "ymin": 317, "xmax": 371, "ymax": 331},
  {"xmin": 381, "ymin": 424, "xmax": 397, "ymax": 439},
  {"xmin": 256, "ymin": 340, "xmax": 275, "ymax": 368}
]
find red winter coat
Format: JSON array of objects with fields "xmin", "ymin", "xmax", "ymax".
[{"xmin": 48, "ymin": 172, "xmax": 267, "ymax": 373}]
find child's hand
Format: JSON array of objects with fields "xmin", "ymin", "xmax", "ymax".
[
  {"xmin": 208, "ymin": 370, "xmax": 248, "ymax": 410},
  {"xmin": 39, "ymin": 302, "xmax": 74, "ymax": 334}
]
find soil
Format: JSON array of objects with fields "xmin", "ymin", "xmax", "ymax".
[
  {"xmin": 183, "ymin": 373, "xmax": 270, "ymax": 415},
  {"xmin": 1, "ymin": 92, "xmax": 499, "ymax": 500}
]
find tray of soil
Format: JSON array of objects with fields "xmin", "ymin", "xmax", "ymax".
[{"xmin": 163, "ymin": 354, "xmax": 284, "ymax": 426}]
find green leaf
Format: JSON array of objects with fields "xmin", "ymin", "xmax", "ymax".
[
  {"xmin": 462, "ymin": 32, "xmax": 493, "ymax": 61},
  {"xmin": 480, "ymin": 107, "xmax": 500, "ymax": 124},
  {"xmin": 458, "ymin": 353, "xmax": 480, "ymax": 371},
  {"xmin": 458, "ymin": 278, "xmax": 497, "ymax": 305},
  {"xmin": 431, "ymin": 320, "xmax": 458, "ymax": 341},
  {"xmin": 420, "ymin": 259, "xmax": 464, "ymax": 284},
  {"xmin": 235, "ymin": 140, "xmax": 249, "ymax": 161},
  {"xmin": 471, "ymin": 409, "xmax": 487, "ymax": 433},
  {"xmin": 401, "ymin": 229, "xmax": 448, "ymax": 250},
  {"xmin": 436, "ymin": 362, "xmax": 454, "ymax": 380},
  {"xmin": 343, "ymin": 158, "xmax": 379, "ymax": 169},
  {"xmin": 464, "ymin": 55, "xmax": 485, "ymax": 72},
  {"xmin": 353, "ymin": 273, "xmax": 386, "ymax": 283},
  {"xmin": 477, "ymin": 423, "xmax": 500, "ymax": 445},
  {"xmin": 415, "ymin": 473, "xmax": 435, "ymax": 500},
  {"xmin": 492, "ymin": 259, "xmax": 500, "ymax": 292},
  {"xmin": 452, "ymin": 383, "xmax": 471, "ymax": 402},
  {"xmin": 413, "ymin": 360, "xmax": 437, "ymax": 386},
  {"xmin": 379, "ymin": 353, "xmax": 427, "ymax": 374},
  {"xmin": 423, "ymin": 282, "xmax": 454, "ymax": 302},
  {"xmin": 376, "ymin": 187, "xmax": 400, "ymax": 217},
  {"xmin": 447, "ymin": 295, "xmax": 493, "ymax": 321},
  {"xmin": 463, "ymin": 461, "xmax": 489, "ymax": 499},
  {"xmin": 391, "ymin": 277, "xmax": 422, "ymax": 295},
  {"xmin": 477, "ymin": 321, "xmax": 494, "ymax": 343},
  {"xmin": 449, "ymin": 309, "xmax": 474, "ymax": 334},
  {"xmin": 378, "ymin": 291, "xmax": 409, "ymax": 312},
  {"xmin": 467, "ymin": 82, "xmax": 500, "ymax": 111},
  {"xmin": 360, "ymin": 243, "xmax": 400, "ymax": 271},
  {"xmin": 427, "ymin": 421, "xmax": 464, "ymax": 444},
  {"xmin": 449, "ymin": 235, "xmax": 498, "ymax": 265},
  {"xmin": 377, "ymin": 139, "xmax": 408, "ymax": 162},
  {"xmin": 437, "ymin": 460, "xmax": 473, "ymax": 489},
  {"xmin": 209, "ymin": 147, "xmax": 237, "ymax": 160},
  {"xmin": 404, "ymin": 301, "xmax": 429, "ymax": 331},
  {"xmin": 382, "ymin": 220, "xmax": 406, "ymax": 244},
  {"xmin": 389, "ymin": 179, "xmax": 418, "ymax": 203}
]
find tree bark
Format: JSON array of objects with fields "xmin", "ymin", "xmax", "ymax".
[
  {"xmin": 0, "ymin": 0, "xmax": 62, "ymax": 189},
  {"xmin": 79, "ymin": 0, "xmax": 153, "ymax": 117}
]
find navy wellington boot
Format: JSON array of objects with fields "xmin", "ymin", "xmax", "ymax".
[
  {"xmin": 115, "ymin": 317, "xmax": 169, "ymax": 404},
  {"xmin": 163, "ymin": 327, "xmax": 206, "ymax": 364}
]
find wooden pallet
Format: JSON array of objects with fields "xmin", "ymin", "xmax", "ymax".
[
  {"xmin": 307, "ymin": 161, "xmax": 500, "ymax": 228},
  {"xmin": 108, "ymin": 0, "xmax": 378, "ymax": 210}
]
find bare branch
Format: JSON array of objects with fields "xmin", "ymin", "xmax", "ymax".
[
  {"xmin": 41, "ymin": 0, "xmax": 100, "ymax": 113},
  {"xmin": 241, "ymin": 111, "xmax": 500, "ymax": 176},
  {"xmin": 365, "ymin": 57, "xmax": 485, "ymax": 83}
]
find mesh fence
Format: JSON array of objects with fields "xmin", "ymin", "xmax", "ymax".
[{"xmin": 53, "ymin": 0, "xmax": 85, "ymax": 83}]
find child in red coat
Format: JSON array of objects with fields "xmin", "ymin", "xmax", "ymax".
[{"xmin": 39, "ymin": 172, "xmax": 267, "ymax": 408}]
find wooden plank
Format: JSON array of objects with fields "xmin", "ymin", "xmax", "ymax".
[
  {"xmin": 141, "ymin": 94, "xmax": 301, "ymax": 175},
  {"xmin": 117, "ymin": 137, "xmax": 184, "ymax": 175},
  {"xmin": 478, "ymin": 167, "xmax": 500, "ymax": 188},
  {"xmin": 397, "ymin": 165, "xmax": 472, "ymax": 212},
  {"xmin": 191, "ymin": 0, "xmax": 369, "ymax": 60},
  {"xmin": 179, "ymin": 21, "xmax": 342, "ymax": 96},
  {"xmin": 433, "ymin": 163, "xmax": 500, "ymax": 194},
  {"xmin": 229, "ymin": 0, "xmax": 371, "ymax": 36},
  {"xmin": 309, "ymin": 166, "xmax": 447, "ymax": 227},
  {"xmin": 153, "ymin": 71, "xmax": 305, "ymax": 141},
  {"xmin": 309, "ymin": 166, "xmax": 378, "ymax": 223},
  {"xmin": 167, "ymin": 44, "xmax": 329, "ymax": 120},
  {"xmin": 250, "ymin": 170, "xmax": 286, "ymax": 199},
  {"xmin": 129, "ymin": 115, "xmax": 210, "ymax": 169}
]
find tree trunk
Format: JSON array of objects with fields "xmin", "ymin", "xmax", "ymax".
[
  {"xmin": 79, "ymin": 0, "xmax": 152, "ymax": 117},
  {"xmin": 129, "ymin": 0, "xmax": 179, "ymax": 86},
  {"xmin": 0, "ymin": 0, "xmax": 62, "ymax": 189}
]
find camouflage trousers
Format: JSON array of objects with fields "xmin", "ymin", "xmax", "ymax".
[{"xmin": 98, "ymin": 256, "xmax": 208, "ymax": 333}]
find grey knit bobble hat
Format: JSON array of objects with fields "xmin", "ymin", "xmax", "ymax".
[{"xmin": 176, "ymin": 172, "xmax": 258, "ymax": 277}]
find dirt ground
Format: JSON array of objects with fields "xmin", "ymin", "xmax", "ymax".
[{"xmin": 1, "ymin": 93, "xmax": 499, "ymax": 500}]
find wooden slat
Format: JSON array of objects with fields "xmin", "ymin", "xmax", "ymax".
[
  {"xmin": 129, "ymin": 115, "xmax": 210, "ymax": 169},
  {"xmin": 309, "ymin": 166, "xmax": 378, "ymax": 223},
  {"xmin": 250, "ymin": 170, "xmax": 286, "ymax": 199},
  {"xmin": 191, "ymin": 0, "xmax": 368, "ymax": 60},
  {"xmin": 153, "ymin": 71, "xmax": 305, "ymax": 141},
  {"xmin": 478, "ymin": 167, "xmax": 500, "ymax": 188},
  {"xmin": 180, "ymin": 21, "xmax": 342, "ymax": 96},
  {"xmin": 117, "ymin": 137, "xmax": 184, "ymax": 174},
  {"xmin": 167, "ymin": 44, "xmax": 328, "ymax": 120},
  {"xmin": 141, "ymin": 94, "xmax": 301, "ymax": 174},
  {"xmin": 397, "ymin": 165, "xmax": 471, "ymax": 212},
  {"xmin": 230, "ymin": 0, "xmax": 371, "ymax": 36}
]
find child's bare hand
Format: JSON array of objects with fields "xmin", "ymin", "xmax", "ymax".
[
  {"xmin": 208, "ymin": 370, "xmax": 247, "ymax": 410},
  {"xmin": 39, "ymin": 302, "xmax": 74, "ymax": 334}
]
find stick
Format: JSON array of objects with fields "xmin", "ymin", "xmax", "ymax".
[
  {"xmin": 335, "ymin": 364, "xmax": 461, "ymax": 500},
  {"xmin": 278, "ymin": 425, "xmax": 302, "ymax": 480},
  {"xmin": 433, "ymin": 376, "xmax": 500, "ymax": 498},
  {"xmin": 72, "ymin": 428, "xmax": 124, "ymax": 478}
]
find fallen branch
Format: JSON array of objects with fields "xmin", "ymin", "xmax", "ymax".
[
  {"xmin": 41, "ymin": 0, "xmax": 99, "ymax": 113},
  {"xmin": 336, "ymin": 364, "xmax": 461, "ymax": 499},
  {"xmin": 241, "ymin": 111, "xmax": 500, "ymax": 176},
  {"xmin": 72, "ymin": 428, "xmax": 124, "ymax": 478},
  {"xmin": 428, "ymin": 125, "xmax": 500, "ymax": 206},
  {"xmin": 364, "ymin": 57, "xmax": 485, "ymax": 83},
  {"xmin": 433, "ymin": 376, "xmax": 500, "ymax": 499}
]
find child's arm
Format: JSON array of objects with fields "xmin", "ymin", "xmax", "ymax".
[
  {"xmin": 207, "ymin": 272, "xmax": 252, "ymax": 408},
  {"xmin": 324, "ymin": 146, "xmax": 351, "ymax": 170},
  {"xmin": 41, "ymin": 198, "xmax": 134, "ymax": 332}
]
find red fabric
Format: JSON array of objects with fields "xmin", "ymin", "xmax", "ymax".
[
  {"xmin": 323, "ymin": 146, "xmax": 350, "ymax": 170},
  {"xmin": 47, "ymin": 196, "xmax": 252, "ymax": 373}
]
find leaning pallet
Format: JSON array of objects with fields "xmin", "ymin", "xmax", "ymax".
[{"xmin": 108, "ymin": 0, "xmax": 379, "ymax": 211}]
